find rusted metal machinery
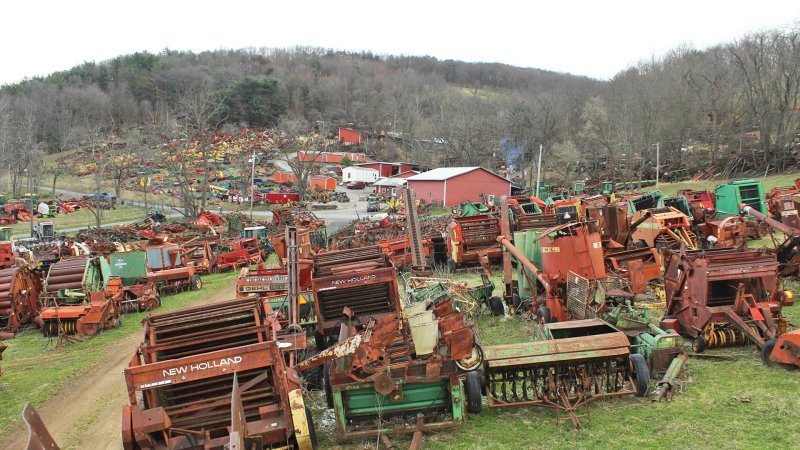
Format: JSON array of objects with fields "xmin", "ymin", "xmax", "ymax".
[
  {"xmin": 108, "ymin": 251, "xmax": 161, "ymax": 313},
  {"xmin": 311, "ymin": 246, "xmax": 401, "ymax": 344},
  {"xmin": 121, "ymin": 297, "xmax": 314, "ymax": 450},
  {"xmin": 38, "ymin": 256, "xmax": 123, "ymax": 337},
  {"xmin": 216, "ymin": 237, "xmax": 264, "ymax": 272},
  {"xmin": 481, "ymin": 319, "xmax": 649, "ymax": 427},
  {"xmin": 0, "ymin": 266, "xmax": 41, "ymax": 333},
  {"xmin": 295, "ymin": 296, "xmax": 477, "ymax": 442},
  {"xmin": 446, "ymin": 214, "xmax": 503, "ymax": 271},
  {"xmin": 699, "ymin": 215, "xmax": 747, "ymax": 248},
  {"xmin": 404, "ymin": 188, "xmax": 430, "ymax": 273},
  {"xmin": 767, "ymin": 189, "xmax": 800, "ymax": 228},
  {"xmin": 741, "ymin": 204, "xmax": 800, "ymax": 276},
  {"xmin": 183, "ymin": 239, "xmax": 216, "ymax": 275},
  {"xmin": 677, "ymin": 189, "xmax": 716, "ymax": 223},
  {"xmin": 500, "ymin": 219, "xmax": 606, "ymax": 322},
  {"xmin": 236, "ymin": 263, "xmax": 313, "ymax": 300},
  {"xmin": 0, "ymin": 341, "xmax": 6, "ymax": 377},
  {"xmin": 604, "ymin": 247, "xmax": 662, "ymax": 294},
  {"xmin": 584, "ymin": 202, "xmax": 630, "ymax": 247},
  {"xmin": 664, "ymin": 246, "xmax": 799, "ymax": 368},
  {"xmin": 144, "ymin": 240, "xmax": 202, "ymax": 294},
  {"xmin": 629, "ymin": 207, "xmax": 697, "ymax": 250}
]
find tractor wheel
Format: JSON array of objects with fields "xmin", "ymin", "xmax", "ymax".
[
  {"xmin": 630, "ymin": 353, "xmax": 650, "ymax": 397},
  {"xmin": 692, "ymin": 335, "xmax": 706, "ymax": 353},
  {"xmin": 464, "ymin": 371, "xmax": 482, "ymax": 414},
  {"xmin": 447, "ymin": 258, "xmax": 456, "ymax": 273},
  {"xmin": 511, "ymin": 293, "xmax": 522, "ymax": 312},
  {"xmin": 537, "ymin": 306, "xmax": 551, "ymax": 324},
  {"xmin": 488, "ymin": 296, "xmax": 504, "ymax": 316},
  {"xmin": 190, "ymin": 275, "xmax": 202, "ymax": 291},
  {"xmin": 323, "ymin": 362, "xmax": 334, "ymax": 408},
  {"xmin": 761, "ymin": 338, "xmax": 778, "ymax": 367}
]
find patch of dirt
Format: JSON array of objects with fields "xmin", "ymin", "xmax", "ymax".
[{"xmin": 1, "ymin": 283, "xmax": 234, "ymax": 450}]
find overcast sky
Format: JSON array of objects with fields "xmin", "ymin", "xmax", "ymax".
[{"xmin": 2, "ymin": 1, "xmax": 798, "ymax": 85}]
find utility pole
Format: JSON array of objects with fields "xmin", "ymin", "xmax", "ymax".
[
  {"xmin": 655, "ymin": 142, "xmax": 660, "ymax": 187},
  {"xmin": 249, "ymin": 149, "xmax": 256, "ymax": 220},
  {"xmin": 535, "ymin": 144, "xmax": 543, "ymax": 198}
]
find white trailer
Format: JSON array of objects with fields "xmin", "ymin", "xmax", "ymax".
[{"xmin": 342, "ymin": 166, "xmax": 380, "ymax": 184}]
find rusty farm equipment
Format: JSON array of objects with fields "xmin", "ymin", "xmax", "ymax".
[
  {"xmin": 121, "ymin": 297, "xmax": 313, "ymax": 449},
  {"xmin": 144, "ymin": 241, "xmax": 202, "ymax": 294},
  {"xmin": 481, "ymin": 318, "xmax": 650, "ymax": 427},
  {"xmin": 741, "ymin": 203, "xmax": 800, "ymax": 276},
  {"xmin": 38, "ymin": 256, "xmax": 122, "ymax": 337},
  {"xmin": 311, "ymin": 246, "xmax": 401, "ymax": 346},
  {"xmin": 295, "ymin": 295, "xmax": 477, "ymax": 442},
  {"xmin": 216, "ymin": 237, "xmax": 263, "ymax": 272},
  {"xmin": 108, "ymin": 251, "xmax": 161, "ymax": 313},
  {"xmin": 0, "ymin": 266, "xmax": 41, "ymax": 334},
  {"xmin": 664, "ymin": 246, "xmax": 799, "ymax": 368},
  {"xmin": 446, "ymin": 214, "xmax": 503, "ymax": 271},
  {"xmin": 676, "ymin": 189, "xmax": 716, "ymax": 223},
  {"xmin": 628, "ymin": 207, "xmax": 697, "ymax": 251}
]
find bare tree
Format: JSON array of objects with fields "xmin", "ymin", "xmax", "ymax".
[{"xmin": 271, "ymin": 119, "xmax": 329, "ymax": 203}]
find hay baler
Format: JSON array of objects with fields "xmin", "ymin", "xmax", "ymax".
[
  {"xmin": 0, "ymin": 266, "xmax": 41, "ymax": 333},
  {"xmin": 121, "ymin": 298, "xmax": 313, "ymax": 450},
  {"xmin": 108, "ymin": 251, "xmax": 161, "ymax": 313},
  {"xmin": 664, "ymin": 247, "xmax": 799, "ymax": 368},
  {"xmin": 446, "ymin": 214, "xmax": 503, "ymax": 271}
]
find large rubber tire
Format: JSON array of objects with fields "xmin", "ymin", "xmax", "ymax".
[
  {"xmin": 464, "ymin": 371, "xmax": 482, "ymax": 414},
  {"xmin": 630, "ymin": 353, "xmax": 650, "ymax": 397},
  {"xmin": 323, "ymin": 362, "xmax": 333, "ymax": 408},
  {"xmin": 305, "ymin": 405, "xmax": 318, "ymax": 450},
  {"xmin": 488, "ymin": 296, "xmax": 504, "ymax": 316},
  {"xmin": 692, "ymin": 335, "xmax": 706, "ymax": 353},
  {"xmin": 447, "ymin": 258, "xmax": 456, "ymax": 273},
  {"xmin": 511, "ymin": 293, "xmax": 521, "ymax": 312},
  {"xmin": 761, "ymin": 338, "xmax": 778, "ymax": 367},
  {"xmin": 190, "ymin": 274, "xmax": 202, "ymax": 291},
  {"xmin": 537, "ymin": 306, "xmax": 551, "ymax": 324}
]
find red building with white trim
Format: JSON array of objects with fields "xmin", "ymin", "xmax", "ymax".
[{"xmin": 406, "ymin": 167, "xmax": 510, "ymax": 206}]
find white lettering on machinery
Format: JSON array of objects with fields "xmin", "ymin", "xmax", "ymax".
[
  {"xmin": 329, "ymin": 274, "xmax": 377, "ymax": 286},
  {"xmin": 161, "ymin": 356, "xmax": 243, "ymax": 378}
]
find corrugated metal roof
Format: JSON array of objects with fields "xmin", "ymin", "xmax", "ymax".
[{"xmin": 407, "ymin": 167, "xmax": 508, "ymax": 182}]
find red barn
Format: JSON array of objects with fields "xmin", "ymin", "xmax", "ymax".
[
  {"xmin": 406, "ymin": 167, "xmax": 510, "ymax": 207},
  {"xmin": 338, "ymin": 128, "xmax": 365, "ymax": 145},
  {"xmin": 355, "ymin": 162, "xmax": 415, "ymax": 178}
]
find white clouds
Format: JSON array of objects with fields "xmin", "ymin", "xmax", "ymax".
[{"xmin": 1, "ymin": 0, "xmax": 797, "ymax": 84}]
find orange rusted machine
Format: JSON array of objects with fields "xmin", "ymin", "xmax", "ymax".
[
  {"xmin": 446, "ymin": 214, "xmax": 503, "ymax": 271},
  {"xmin": 311, "ymin": 246, "xmax": 401, "ymax": 347},
  {"xmin": 144, "ymin": 240, "xmax": 202, "ymax": 294},
  {"xmin": 741, "ymin": 203, "xmax": 800, "ymax": 276},
  {"xmin": 628, "ymin": 207, "xmax": 697, "ymax": 250},
  {"xmin": 0, "ymin": 266, "xmax": 41, "ymax": 334},
  {"xmin": 664, "ymin": 246, "xmax": 799, "ymax": 368},
  {"xmin": 295, "ymin": 295, "xmax": 477, "ymax": 441},
  {"xmin": 121, "ymin": 297, "xmax": 313, "ymax": 450},
  {"xmin": 216, "ymin": 237, "xmax": 263, "ymax": 272},
  {"xmin": 39, "ymin": 291, "xmax": 121, "ymax": 337},
  {"xmin": 677, "ymin": 189, "xmax": 716, "ymax": 223}
]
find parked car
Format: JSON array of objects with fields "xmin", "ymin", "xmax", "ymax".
[
  {"xmin": 346, "ymin": 181, "xmax": 366, "ymax": 190},
  {"xmin": 367, "ymin": 200, "xmax": 381, "ymax": 212},
  {"xmin": 85, "ymin": 192, "xmax": 117, "ymax": 204}
]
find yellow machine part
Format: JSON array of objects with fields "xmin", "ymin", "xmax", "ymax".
[{"xmin": 289, "ymin": 388, "xmax": 313, "ymax": 450}]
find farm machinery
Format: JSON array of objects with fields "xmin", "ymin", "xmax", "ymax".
[
  {"xmin": 741, "ymin": 204, "xmax": 800, "ymax": 276},
  {"xmin": 676, "ymin": 189, "xmax": 716, "ymax": 223},
  {"xmin": 121, "ymin": 297, "xmax": 314, "ymax": 450},
  {"xmin": 38, "ymin": 256, "xmax": 121, "ymax": 337},
  {"xmin": 311, "ymin": 246, "xmax": 401, "ymax": 346},
  {"xmin": 295, "ymin": 294, "xmax": 478, "ymax": 442},
  {"xmin": 446, "ymin": 214, "xmax": 503, "ymax": 271},
  {"xmin": 628, "ymin": 207, "xmax": 697, "ymax": 250},
  {"xmin": 216, "ymin": 237, "xmax": 263, "ymax": 272},
  {"xmin": 144, "ymin": 240, "xmax": 202, "ymax": 294},
  {"xmin": 480, "ymin": 318, "xmax": 650, "ymax": 428},
  {"xmin": 0, "ymin": 266, "xmax": 41, "ymax": 334},
  {"xmin": 664, "ymin": 246, "xmax": 800, "ymax": 368},
  {"xmin": 715, "ymin": 179, "xmax": 769, "ymax": 238}
]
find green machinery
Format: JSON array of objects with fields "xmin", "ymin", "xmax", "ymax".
[
  {"xmin": 601, "ymin": 181, "xmax": 615, "ymax": 197},
  {"xmin": 663, "ymin": 195, "xmax": 692, "ymax": 218},
  {"xmin": 108, "ymin": 251, "xmax": 161, "ymax": 312},
  {"xmin": 601, "ymin": 301, "xmax": 683, "ymax": 377},
  {"xmin": 714, "ymin": 179, "xmax": 766, "ymax": 218},
  {"xmin": 43, "ymin": 256, "xmax": 110, "ymax": 304},
  {"xmin": 626, "ymin": 190, "xmax": 665, "ymax": 216}
]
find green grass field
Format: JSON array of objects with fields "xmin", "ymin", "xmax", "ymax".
[
  {"xmin": 0, "ymin": 271, "xmax": 238, "ymax": 436},
  {"xmin": 9, "ymin": 204, "xmax": 149, "ymax": 236}
]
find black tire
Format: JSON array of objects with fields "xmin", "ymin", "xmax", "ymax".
[
  {"xmin": 537, "ymin": 306, "xmax": 551, "ymax": 324},
  {"xmin": 692, "ymin": 335, "xmax": 706, "ymax": 353},
  {"xmin": 761, "ymin": 338, "xmax": 777, "ymax": 367},
  {"xmin": 464, "ymin": 371, "xmax": 482, "ymax": 414},
  {"xmin": 314, "ymin": 331, "xmax": 327, "ymax": 351},
  {"xmin": 190, "ymin": 274, "xmax": 202, "ymax": 291},
  {"xmin": 488, "ymin": 296, "xmax": 504, "ymax": 316},
  {"xmin": 305, "ymin": 405, "xmax": 318, "ymax": 450},
  {"xmin": 447, "ymin": 258, "xmax": 456, "ymax": 272},
  {"xmin": 630, "ymin": 353, "xmax": 650, "ymax": 397},
  {"xmin": 323, "ymin": 362, "xmax": 333, "ymax": 408},
  {"xmin": 512, "ymin": 293, "xmax": 521, "ymax": 312}
]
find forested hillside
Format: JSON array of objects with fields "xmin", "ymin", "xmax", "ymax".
[{"xmin": 1, "ymin": 22, "xmax": 799, "ymax": 195}]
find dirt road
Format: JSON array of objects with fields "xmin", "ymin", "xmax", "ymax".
[{"xmin": 2, "ymin": 282, "xmax": 235, "ymax": 450}]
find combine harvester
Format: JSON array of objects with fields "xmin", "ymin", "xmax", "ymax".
[{"xmin": 121, "ymin": 298, "xmax": 314, "ymax": 449}]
